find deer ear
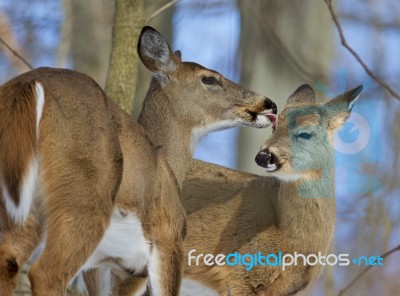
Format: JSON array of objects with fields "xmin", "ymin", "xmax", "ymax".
[
  {"xmin": 328, "ymin": 85, "xmax": 363, "ymax": 111},
  {"xmin": 326, "ymin": 85, "xmax": 363, "ymax": 130},
  {"xmin": 137, "ymin": 26, "xmax": 178, "ymax": 74},
  {"xmin": 287, "ymin": 84, "xmax": 315, "ymax": 105},
  {"xmin": 174, "ymin": 50, "xmax": 182, "ymax": 62}
]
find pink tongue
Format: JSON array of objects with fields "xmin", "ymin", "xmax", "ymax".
[{"xmin": 266, "ymin": 114, "xmax": 278, "ymax": 128}]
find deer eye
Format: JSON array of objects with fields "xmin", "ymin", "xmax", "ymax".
[
  {"xmin": 297, "ymin": 132, "xmax": 312, "ymax": 140},
  {"xmin": 201, "ymin": 76, "xmax": 219, "ymax": 86},
  {"xmin": 6, "ymin": 257, "xmax": 18, "ymax": 274}
]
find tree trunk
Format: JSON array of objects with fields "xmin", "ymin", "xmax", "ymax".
[
  {"xmin": 105, "ymin": 0, "xmax": 145, "ymax": 114},
  {"xmin": 70, "ymin": 0, "xmax": 113, "ymax": 86}
]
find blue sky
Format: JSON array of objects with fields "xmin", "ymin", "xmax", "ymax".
[{"xmin": 173, "ymin": 0, "xmax": 241, "ymax": 168}]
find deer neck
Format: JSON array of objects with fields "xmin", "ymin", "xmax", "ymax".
[
  {"xmin": 138, "ymin": 87, "xmax": 193, "ymax": 189},
  {"xmin": 277, "ymin": 175, "xmax": 336, "ymax": 251}
]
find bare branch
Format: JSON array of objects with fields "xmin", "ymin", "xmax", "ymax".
[
  {"xmin": 146, "ymin": 0, "xmax": 179, "ymax": 23},
  {"xmin": 0, "ymin": 37, "xmax": 33, "ymax": 70},
  {"xmin": 338, "ymin": 244, "xmax": 400, "ymax": 295},
  {"xmin": 324, "ymin": 0, "xmax": 400, "ymax": 100},
  {"xmin": 341, "ymin": 12, "xmax": 400, "ymax": 29}
]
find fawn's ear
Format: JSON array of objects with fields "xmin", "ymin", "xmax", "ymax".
[
  {"xmin": 326, "ymin": 85, "xmax": 363, "ymax": 130},
  {"xmin": 174, "ymin": 50, "xmax": 182, "ymax": 62},
  {"xmin": 286, "ymin": 84, "xmax": 316, "ymax": 105},
  {"xmin": 137, "ymin": 26, "xmax": 180, "ymax": 74}
]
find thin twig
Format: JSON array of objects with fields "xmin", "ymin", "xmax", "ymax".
[
  {"xmin": 0, "ymin": 37, "xmax": 33, "ymax": 70},
  {"xmin": 338, "ymin": 244, "xmax": 400, "ymax": 295},
  {"xmin": 324, "ymin": 0, "xmax": 400, "ymax": 100},
  {"xmin": 146, "ymin": 0, "xmax": 180, "ymax": 23}
]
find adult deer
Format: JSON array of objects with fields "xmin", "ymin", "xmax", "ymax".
[
  {"xmin": 0, "ymin": 26, "xmax": 277, "ymax": 295},
  {"xmin": 180, "ymin": 84, "xmax": 362, "ymax": 295}
]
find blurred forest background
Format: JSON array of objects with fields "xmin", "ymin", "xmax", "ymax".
[{"xmin": 0, "ymin": 0, "xmax": 399, "ymax": 295}]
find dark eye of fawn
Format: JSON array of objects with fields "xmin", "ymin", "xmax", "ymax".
[
  {"xmin": 298, "ymin": 133, "xmax": 312, "ymax": 140},
  {"xmin": 202, "ymin": 76, "xmax": 218, "ymax": 85}
]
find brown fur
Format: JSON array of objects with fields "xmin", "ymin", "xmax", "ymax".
[
  {"xmin": 181, "ymin": 161, "xmax": 334, "ymax": 295},
  {"xmin": 0, "ymin": 68, "xmax": 123, "ymax": 295},
  {"xmin": 0, "ymin": 27, "xmax": 277, "ymax": 296},
  {"xmin": 0, "ymin": 189, "xmax": 41, "ymax": 294},
  {"xmin": 85, "ymin": 27, "xmax": 276, "ymax": 296},
  {"xmin": 179, "ymin": 85, "xmax": 361, "ymax": 295}
]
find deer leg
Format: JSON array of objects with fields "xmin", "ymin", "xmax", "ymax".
[
  {"xmin": 112, "ymin": 275, "xmax": 148, "ymax": 296},
  {"xmin": 83, "ymin": 267, "xmax": 117, "ymax": 296},
  {"xmin": 0, "ymin": 212, "xmax": 41, "ymax": 296},
  {"xmin": 147, "ymin": 240, "xmax": 183, "ymax": 296},
  {"xmin": 28, "ymin": 149, "xmax": 122, "ymax": 295},
  {"xmin": 29, "ymin": 220, "xmax": 108, "ymax": 295},
  {"xmin": 28, "ymin": 193, "xmax": 113, "ymax": 296},
  {"xmin": 83, "ymin": 269, "xmax": 100, "ymax": 296}
]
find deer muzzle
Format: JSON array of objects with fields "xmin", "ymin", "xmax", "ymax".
[{"xmin": 255, "ymin": 149, "xmax": 278, "ymax": 171}]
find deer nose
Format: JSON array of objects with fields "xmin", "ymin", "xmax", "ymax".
[
  {"xmin": 255, "ymin": 149, "xmax": 271, "ymax": 168},
  {"xmin": 264, "ymin": 98, "xmax": 278, "ymax": 114}
]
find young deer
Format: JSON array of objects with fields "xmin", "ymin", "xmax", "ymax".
[
  {"xmin": 180, "ymin": 84, "xmax": 362, "ymax": 295},
  {"xmin": 0, "ymin": 26, "xmax": 277, "ymax": 295}
]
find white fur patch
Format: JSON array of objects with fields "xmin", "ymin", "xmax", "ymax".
[
  {"xmin": 191, "ymin": 119, "xmax": 242, "ymax": 152},
  {"xmin": 264, "ymin": 164, "xmax": 277, "ymax": 172},
  {"xmin": 147, "ymin": 245, "xmax": 162, "ymax": 296},
  {"xmin": 180, "ymin": 278, "xmax": 218, "ymax": 296},
  {"xmin": 98, "ymin": 267, "xmax": 114, "ymax": 296},
  {"xmin": 349, "ymin": 94, "xmax": 360, "ymax": 110},
  {"xmin": 2, "ymin": 158, "xmax": 39, "ymax": 224},
  {"xmin": 252, "ymin": 114, "xmax": 274, "ymax": 128},
  {"xmin": 191, "ymin": 113, "xmax": 275, "ymax": 152},
  {"xmin": 82, "ymin": 209, "xmax": 150, "ymax": 274},
  {"xmin": 35, "ymin": 82, "xmax": 45, "ymax": 139},
  {"xmin": 271, "ymin": 171, "xmax": 303, "ymax": 182}
]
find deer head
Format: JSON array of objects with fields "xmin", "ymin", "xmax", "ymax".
[
  {"xmin": 137, "ymin": 26, "xmax": 278, "ymax": 148},
  {"xmin": 255, "ymin": 84, "xmax": 363, "ymax": 182}
]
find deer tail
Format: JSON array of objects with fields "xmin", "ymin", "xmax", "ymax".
[{"xmin": 0, "ymin": 78, "xmax": 45, "ymax": 224}]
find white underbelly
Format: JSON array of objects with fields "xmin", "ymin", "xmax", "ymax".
[
  {"xmin": 82, "ymin": 208, "xmax": 151, "ymax": 274},
  {"xmin": 180, "ymin": 278, "xmax": 219, "ymax": 296}
]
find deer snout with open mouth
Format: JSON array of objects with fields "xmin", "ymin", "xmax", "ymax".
[
  {"xmin": 257, "ymin": 98, "xmax": 278, "ymax": 128},
  {"xmin": 233, "ymin": 96, "xmax": 278, "ymax": 129}
]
